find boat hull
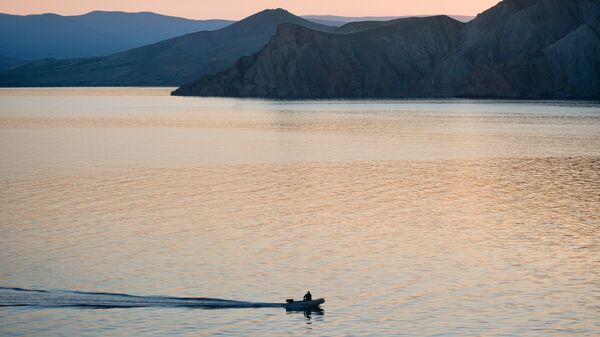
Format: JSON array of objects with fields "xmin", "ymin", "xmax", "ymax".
[{"xmin": 283, "ymin": 298, "xmax": 325, "ymax": 310}]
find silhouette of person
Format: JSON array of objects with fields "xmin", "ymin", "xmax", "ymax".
[{"xmin": 303, "ymin": 291, "xmax": 312, "ymax": 301}]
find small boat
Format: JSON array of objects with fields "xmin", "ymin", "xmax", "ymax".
[{"xmin": 283, "ymin": 298, "xmax": 325, "ymax": 310}]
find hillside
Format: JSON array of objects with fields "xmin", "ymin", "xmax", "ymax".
[
  {"xmin": 0, "ymin": 55, "xmax": 26, "ymax": 70},
  {"xmin": 0, "ymin": 9, "xmax": 331, "ymax": 86},
  {"xmin": 173, "ymin": 16, "xmax": 464, "ymax": 98}
]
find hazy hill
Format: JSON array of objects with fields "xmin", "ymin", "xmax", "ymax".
[
  {"xmin": 174, "ymin": 0, "xmax": 600, "ymax": 99},
  {"xmin": 0, "ymin": 9, "xmax": 331, "ymax": 86},
  {"xmin": 303, "ymin": 14, "xmax": 474, "ymax": 26},
  {"xmin": 332, "ymin": 18, "xmax": 417, "ymax": 34},
  {"xmin": 0, "ymin": 55, "xmax": 26, "ymax": 70},
  {"xmin": 0, "ymin": 11, "xmax": 233, "ymax": 60}
]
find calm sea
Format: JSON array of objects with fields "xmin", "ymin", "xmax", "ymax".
[{"xmin": 0, "ymin": 88, "xmax": 599, "ymax": 336}]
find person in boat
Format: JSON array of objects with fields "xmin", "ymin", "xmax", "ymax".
[{"xmin": 303, "ymin": 291, "xmax": 312, "ymax": 301}]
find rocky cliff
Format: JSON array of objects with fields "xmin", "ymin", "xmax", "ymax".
[
  {"xmin": 173, "ymin": 16, "xmax": 465, "ymax": 98},
  {"xmin": 445, "ymin": 0, "xmax": 600, "ymax": 98},
  {"xmin": 174, "ymin": 0, "xmax": 600, "ymax": 99}
]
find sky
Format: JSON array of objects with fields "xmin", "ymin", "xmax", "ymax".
[{"xmin": 0, "ymin": 0, "xmax": 501, "ymax": 19}]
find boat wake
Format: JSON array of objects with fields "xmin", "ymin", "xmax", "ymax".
[{"xmin": 0, "ymin": 287, "xmax": 283, "ymax": 309}]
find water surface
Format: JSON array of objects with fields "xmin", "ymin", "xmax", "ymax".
[{"xmin": 1, "ymin": 88, "xmax": 599, "ymax": 336}]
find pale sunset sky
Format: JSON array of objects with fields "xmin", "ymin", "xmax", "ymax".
[{"xmin": 0, "ymin": 0, "xmax": 501, "ymax": 19}]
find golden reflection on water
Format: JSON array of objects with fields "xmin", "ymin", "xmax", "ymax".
[
  {"xmin": 0, "ymin": 89, "xmax": 599, "ymax": 335},
  {"xmin": 2, "ymin": 159, "xmax": 599, "ymax": 321}
]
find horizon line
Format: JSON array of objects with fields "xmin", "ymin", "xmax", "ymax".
[{"xmin": 0, "ymin": 8, "xmax": 476, "ymax": 21}]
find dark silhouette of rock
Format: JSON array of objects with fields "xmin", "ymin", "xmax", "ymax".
[
  {"xmin": 174, "ymin": 0, "xmax": 600, "ymax": 100},
  {"xmin": 0, "ymin": 9, "xmax": 331, "ymax": 87}
]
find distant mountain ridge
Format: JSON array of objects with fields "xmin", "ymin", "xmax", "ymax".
[
  {"xmin": 0, "ymin": 11, "xmax": 233, "ymax": 59},
  {"xmin": 0, "ymin": 9, "xmax": 331, "ymax": 86},
  {"xmin": 0, "ymin": 10, "xmax": 473, "ymax": 60},
  {"xmin": 174, "ymin": 0, "xmax": 600, "ymax": 100},
  {"xmin": 303, "ymin": 14, "xmax": 474, "ymax": 26}
]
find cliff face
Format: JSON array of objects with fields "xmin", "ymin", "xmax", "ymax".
[
  {"xmin": 173, "ymin": 16, "xmax": 465, "ymax": 98},
  {"xmin": 446, "ymin": 0, "xmax": 600, "ymax": 98},
  {"xmin": 174, "ymin": 0, "xmax": 600, "ymax": 99}
]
